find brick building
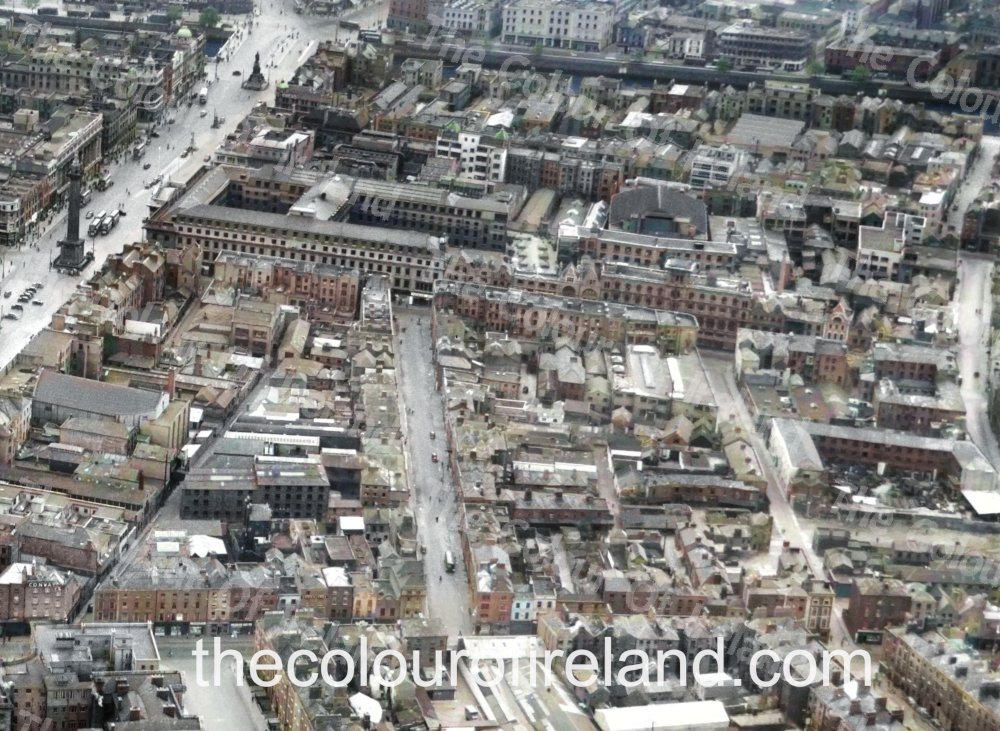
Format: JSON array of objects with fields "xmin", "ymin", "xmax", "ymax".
[{"xmin": 843, "ymin": 577, "xmax": 912, "ymax": 636}]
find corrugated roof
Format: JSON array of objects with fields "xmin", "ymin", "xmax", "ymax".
[{"xmin": 34, "ymin": 370, "xmax": 165, "ymax": 418}]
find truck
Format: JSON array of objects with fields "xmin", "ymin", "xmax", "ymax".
[
  {"xmin": 444, "ymin": 550, "xmax": 455, "ymax": 573},
  {"xmin": 198, "ymin": 86, "xmax": 208, "ymax": 105}
]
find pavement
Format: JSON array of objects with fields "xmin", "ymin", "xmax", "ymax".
[{"xmin": 395, "ymin": 308, "xmax": 472, "ymax": 634}]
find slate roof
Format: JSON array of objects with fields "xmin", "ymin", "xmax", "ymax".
[
  {"xmin": 607, "ymin": 186, "xmax": 709, "ymax": 235},
  {"xmin": 33, "ymin": 370, "xmax": 164, "ymax": 418}
]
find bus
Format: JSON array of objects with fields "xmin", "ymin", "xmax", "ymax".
[
  {"xmin": 99, "ymin": 215, "xmax": 116, "ymax": 235},
  {"xmin": 444, "ymin": 550, "xmax": 455, "ymax": 573},
  {"xmin": 96, "ymin": 170, "xmax": 113, "ymax": 191},
  {"xmin": 81, "ymin": 187, "xmax": 92, "ymax": 206},
  {"xmin": 132, "ymin": 141, "xmax": 146, "ymax": 160},
  {"xmin": 88, "ymin": 210, "xmax": 106, "ymax": 236}
]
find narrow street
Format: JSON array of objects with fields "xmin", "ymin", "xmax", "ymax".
[
  {"xmin": 395, "ymin": 308, "xmax": 473, "ymax": 634},
  {"xmin": 700, "ymin": 352, "xmax": 854, "ymax": 648}
]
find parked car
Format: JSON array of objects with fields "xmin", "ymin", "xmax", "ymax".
[
  {"xmin": 31, "ymin": 300, "xmax": 42, "ymax": 306},
  {"xmin": 233, "ymin": 70, "xmax": 242, "ymax": 76},
  {"xmin": 11, "ymin": 304, "xmax": 23, "ymax": 311},
  {"xmin": 431, "ymin": 453, "xmax": 439, "ymax": 463},
  {"xmin": 2, "ymin": 291, "xmax": 10, "ymax": 298},
  {"xmin": 143, "ymin": 163, "xmax": 152, "ymax": 170}
]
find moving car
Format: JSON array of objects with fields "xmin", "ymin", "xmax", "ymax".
[
  {"xmin": 233, "ymin": 70, "xmax": 242, "ymax": 76},
  {"xmin": 31, "ymin": 300, "xmax": 42, "ymax": 306},
  {"xmin": 143, "ymin": 163, "xmax": 152, "ymax": 170},
  {"xmin": 431, "ymin": 453, "xmax": 439, "ymax": 463}
]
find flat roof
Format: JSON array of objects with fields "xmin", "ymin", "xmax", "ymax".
[
  {"xmin": 963, "ymin": 490, "xmax": 1000, "ymax": 516},
  {"xmin": 177, "ymin": 203, "xmax": 443, "ymax": 251},
  {"xmin": 595, "ymin": 702, "xmax": 729, "ymax": 731}
]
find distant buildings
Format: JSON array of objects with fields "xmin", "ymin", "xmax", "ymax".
[
  {"xmin": 716, "ymin": 20, "xmax": 812, "ymax": 71},
  {"xmin": 501, "ymin": 1, "xmax": 615, "ymax": 52}
]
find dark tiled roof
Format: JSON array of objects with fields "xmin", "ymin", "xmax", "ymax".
[
  {"xmin": 33, "ymin": 370, "xmax": 165, "ymax": 418},
  {"xmin": 607, "ymin": 186, "xmax": 708, "ymax": 235}
]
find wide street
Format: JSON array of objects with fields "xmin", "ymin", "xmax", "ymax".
[
  {"xmin": 0, "ymin": 0, "xmax": 385, "ymax": 370},
  {"xmin": 954, "ymin": 136, "xmax": 1000, "ymax": 467},
  {"xmin": 395, "ymin": 308, "xmax": 473, "ymax": 634}
]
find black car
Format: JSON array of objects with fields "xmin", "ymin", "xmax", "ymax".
[
  {"xmin": 11, "ymin": 304, "xmax": 22, "ymax": 311},
  {"xmin": 143, "ymin": 163, "xmax": 152, "ymax": 170},
  {"xmin": 233, "ymin": 70, "xmax": 242, "ymax": 76},
  {"xmin": 150, "ymin": 131, "xmax": 160, "ymax": 138}
]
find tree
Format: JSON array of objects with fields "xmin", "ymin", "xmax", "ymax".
[
  {"xmin": 850, "ymin": 65, "xmax": 872, "ymax": 84},
  {"xmin": 199, "ymin": 6, "xmax": 221, "ymax": 28},
  {"xmin": 166, "ymin": 5, "xmax": 183, "ymax": 22},
  {"xmin": 715, "ymin": 58, "xmax": 732, "ymax": 73},
  {"xmin": 805, "ymin": 59, "xmax": 823, "ymax": 76},
  {"xmin": 22, "ymin": 0, "xmax": 38, "ymax": 10}
]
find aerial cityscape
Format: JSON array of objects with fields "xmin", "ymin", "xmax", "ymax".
[{"xmin": 0, "ymin": 0, "xmax": 997, "ymax": 729}]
